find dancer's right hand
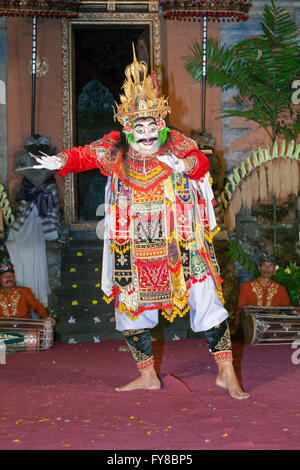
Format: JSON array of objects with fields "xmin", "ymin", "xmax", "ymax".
[{"xmin": 30, "ymin": 152, "xmax": 63, "ymax": 170}]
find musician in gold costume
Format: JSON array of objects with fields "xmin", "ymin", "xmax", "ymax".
[
  {"xmin": 0, "ymin": 260, "xmax": 54, "ymax": 322},
  {"xmin": 234, "ymin": 253, "xmax": 291, "ymax": 331},
  {"xmin": 33, "ymin": 47, "xmax": 249, "ymax": 399}
]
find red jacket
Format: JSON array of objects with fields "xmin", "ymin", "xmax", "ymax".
[
  {"xmin": 0, "ymin": 287, "xmax": 47, "ymax": 319},
  {"xmin": 237, "ymin": 278, "xmax": 291, "ymax": 311}
]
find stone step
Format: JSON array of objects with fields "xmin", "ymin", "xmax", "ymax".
[
  {"xmin": 55, "ymin": 325, "xmax": 188, "ymax": 343},
  {"xmin": 55, "ymin": 330, "xmax": 122, "ymax": 343},
  {"xmin": 56, "ymin": 302, "xmax": 114, "ymax": 313},
  {"xmin": 55, "ymin": 316, "xmax": 112, "ymax": 329},
  {"xmin": 55, "ymin": 331, "xmax": 187, "ymax": 345},
  {"xmin": 59, "ymin": 270, "xmax": 102, "ymax": 281},
  {"xmin": 55, "ymin": 307, "xmax": 188, "ymax": 340},
  {"xmin": 61, "ymin": 248, "xmax": 103, "ymax": 260},
  {"xmin": 59, "ymin": 285, "xmax": 103, "ymax": 297},
  {"xmin": 61, "ymin": 258, "xmax": 102, "ymax": 269},
  {"xmin": 61, "ymin": 277, "xmax": 103, "ymax": 287},
  {"xmin": 69, "ymin": 229, "xmax": 100, "ymax": 241},
  {"xmin": 57, "ymin": 302, "xmax": 108, "ymax": 312},
  {"xmin": 66, "ymin": 239, "xmax": 103, "ymax": 249}
]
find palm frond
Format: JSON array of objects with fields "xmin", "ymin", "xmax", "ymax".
[{"xmin": 184, "ymin": 0, "xmax": 300, "ymax": 141}]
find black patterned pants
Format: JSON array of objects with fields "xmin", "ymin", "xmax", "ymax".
[
  {"xmin": 122, "ymin": 320, "xmax": 232, "ymax": 370},
  {"xmin": 122, "ymin": 329, "xmax": 155, "ymax": 370}
]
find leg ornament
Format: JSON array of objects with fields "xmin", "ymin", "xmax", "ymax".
[
  {"xmin": 122, "ymin": 329, "xmax": 154, "ymax": 370},
  {"xmin": 203, "ymin": 320, "xmax": 233, "ymax": 363}
]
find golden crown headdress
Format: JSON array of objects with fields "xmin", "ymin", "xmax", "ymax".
[{"xmin": 113, "ymin": 44, "xmax": 171, "ymax": 125}]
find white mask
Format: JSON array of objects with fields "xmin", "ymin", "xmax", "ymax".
[{"xmin": 130, "ymin": 118, "xmax": 159, "ymax": 155}]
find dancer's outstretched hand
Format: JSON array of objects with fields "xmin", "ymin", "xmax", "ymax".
[
  {"xmin": 156, "ymin": 154, "xmax": 185, "ymax": 173},
  {"xmin": 30, "ymin": 151, "xmax": 63, "ymax": 170}
]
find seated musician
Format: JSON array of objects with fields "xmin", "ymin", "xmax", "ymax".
[
  {"xmin": 0, "ymin": 260, "xmax": 55, "ymax": 323},
  {"xmin": 233, "ymin": 252, "xmax": 291, "ymax": 332}
]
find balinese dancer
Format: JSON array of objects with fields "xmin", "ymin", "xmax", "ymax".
[{"xmin": 33, "ymin": 48, "xmax": 249, "ymax": 399}]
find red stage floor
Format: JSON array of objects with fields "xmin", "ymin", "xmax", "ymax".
[{"xmin": 0, "ymin": 338, "xmax": 299, "ymax": 451}]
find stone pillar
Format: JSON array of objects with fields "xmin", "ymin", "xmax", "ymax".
[{"xmin": 0, "ymin": 17, "xmax": 8, "ymax": 186}]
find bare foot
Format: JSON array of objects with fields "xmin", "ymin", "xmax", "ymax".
[
  {"xmin": 216, "ymin": 361, "xmax": 249, "ymax": 400},
  {"xmin": 115, "ymin": 367, "xmax": 161, "ymax": 392}
]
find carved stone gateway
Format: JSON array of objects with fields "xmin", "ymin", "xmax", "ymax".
[{"xmin": 61, "ymin": 2, "xmax": 162, "ymax": 228}]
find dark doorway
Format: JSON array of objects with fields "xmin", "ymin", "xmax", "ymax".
[{"xmin": 73, "ymin": 24, "xmax": 150, "ymax": 221}]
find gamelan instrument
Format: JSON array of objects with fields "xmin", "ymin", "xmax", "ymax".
[
  {"xmin": 0, "ymin": 317, "xmax": 54, "ymax": 352},
  {"xmin": 241, "ymin": 306, "xmax": 300, "ymax": 345}
]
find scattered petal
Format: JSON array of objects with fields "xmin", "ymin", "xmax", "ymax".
[{"xmin": 172, "ymin": 334, "xmax": 180, "ymax": 341}]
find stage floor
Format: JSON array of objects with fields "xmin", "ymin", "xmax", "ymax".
[{"xmin": 0, "ymin": 338, "xmax": 299, "ymax": 451}]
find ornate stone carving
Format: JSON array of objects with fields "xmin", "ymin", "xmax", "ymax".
[
  {"xmin": 27, "ymin": 56, "xmax": 49, "ymax": 77},
  {"xmin": 61, "ymin": 11, "xmax": 161, "ymax": 226}
]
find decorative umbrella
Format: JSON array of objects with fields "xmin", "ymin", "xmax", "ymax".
[
  {"xmin": 0, "ymin": 0, "xmax": 80, "ymax": 136},
  {"xmin": 160, "ymin": 0, "xmax": 252, "ymax": 133}
]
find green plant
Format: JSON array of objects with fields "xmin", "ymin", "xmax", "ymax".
[
  {"xmin": 185, "ymin": 0, "xmax": 300, "ymax": 142},
  {"xmin": 226, "ymin": 239, "xmax": 259, "ymax": 277},
  {"xmin": 273, "ymin": 262, "xmax": 300, "ymax": 306}
]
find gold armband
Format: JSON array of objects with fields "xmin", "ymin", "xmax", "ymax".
[
  {"xmin": 184, "ymin": 156, "xmax": 198, "ymax": 174},
  {"xmin": 57, "ymin": 152, "xmax": 68, "ymax": 168}
]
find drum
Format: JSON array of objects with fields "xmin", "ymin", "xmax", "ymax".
[
  {"xmin": 0, "ymin": 317, "xmax": 54, "ymax": 352},
  {"xmin": 241, "ymin": 306, "xmax": 300, "ymax": 345}
]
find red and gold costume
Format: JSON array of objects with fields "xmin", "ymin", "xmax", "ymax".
[
  {"xmin": 58, "ymin": 130, "xmax": 224, "ymax": 323},
  {"xmin": 55, "ymin": 48, "xmax": 233, "ymax": 369},
  {"xmin": 237, "ymin": 278, "xmax": 291, "ymax": 311},
  {"xmin": 0, "ymin": 286, "xmax": 47, "ymax": 319}
]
